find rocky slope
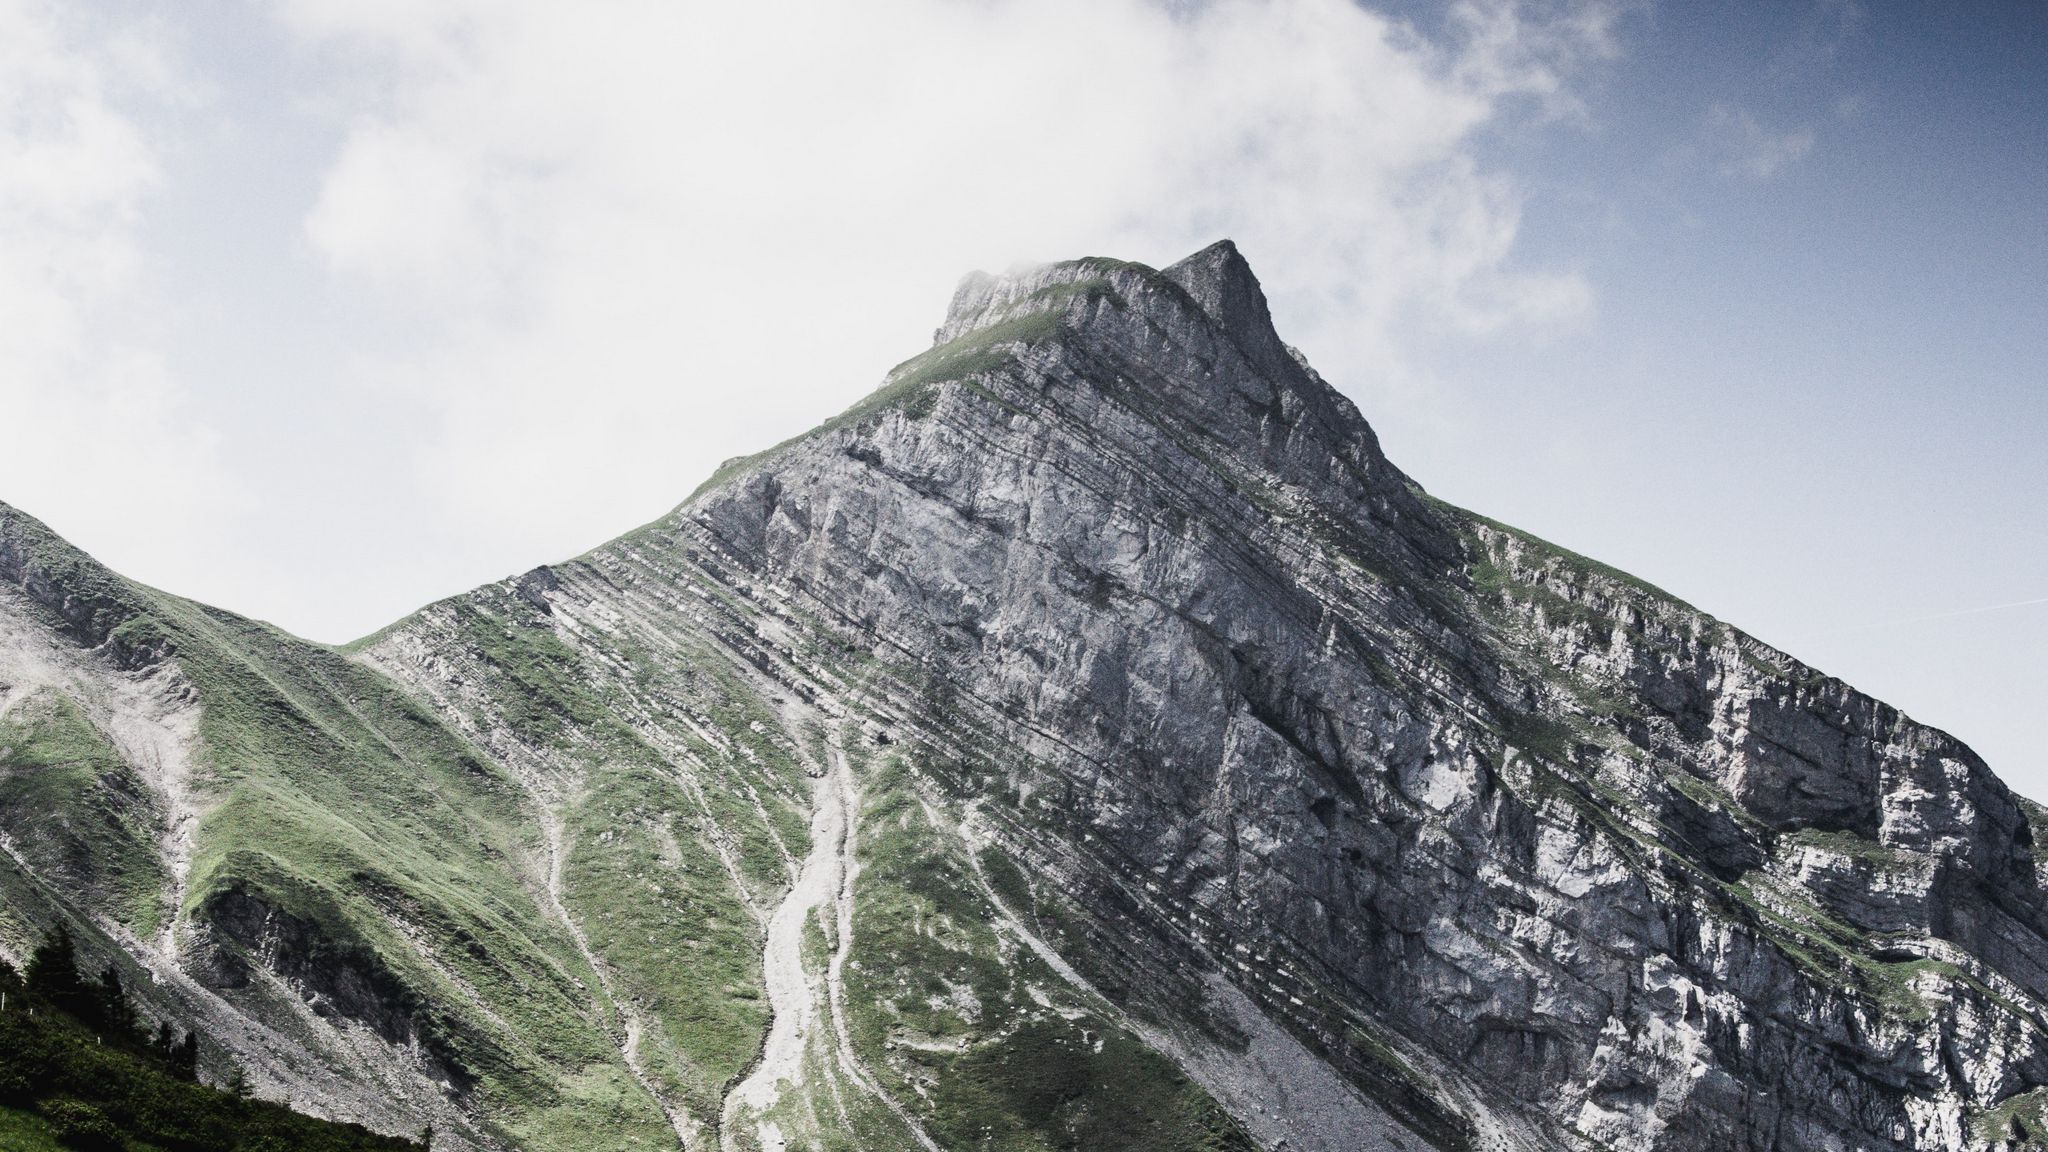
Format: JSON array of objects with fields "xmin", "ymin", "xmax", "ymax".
[{"xmin": 6, "ymin": 241, "xmax": 2048, "ymax": 1151}]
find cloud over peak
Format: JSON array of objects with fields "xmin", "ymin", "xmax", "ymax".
[
  {"xmin": 283, "ymin": 0, "xmax": 1609, "ymax": 532},
  {"xmin": 0, "ymin": 0, "xmax": 1615, "ymax": 640}
]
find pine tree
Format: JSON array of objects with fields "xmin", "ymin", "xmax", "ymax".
[
  {"xmin": 171, "ymin": 1032, "xmax": 200, "ymax": 1082},
  {"xmin": 156, "ymin": 1020, "xmax": 177, "ymax": 1059},
  {"xmin": 25, "ymin": 924, "xmax": 86, "ymax": 1015},
  {"xmin": 93, "ymin": 963, "xmax": 137, "ymax": 1038}
]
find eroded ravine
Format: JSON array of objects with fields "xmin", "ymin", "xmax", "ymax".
[
  {"xmin": 819, "ymin": 743, "xmax": 941, "ymax": 1152},
  {"xmin": 0, "ymin": 589, "xmax": 202, "ymax": 964},
  {"xmin": 720, "ymin": 735, "xmax": 939, "ymax": 1152},
  {"xmin": 720, "ymin": 743, "xmax": 843, "ymax": 1151}
]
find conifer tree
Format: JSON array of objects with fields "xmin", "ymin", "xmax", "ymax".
[
  {"xmin": 25, "ymin": 924, "xmax": 85, "ymax": 1014},
  {"xmin": 171, "ymin": 1031, "xmax": 200, "ymax": 1081},
  {"xmin": 93, "ymin": 963, "xmax": 137, "ymax": 1038}
]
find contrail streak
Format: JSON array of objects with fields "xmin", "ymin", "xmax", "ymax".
[{"xmin": 1835, "ymin": 595, "xmax": 2048, "ymax": 634}]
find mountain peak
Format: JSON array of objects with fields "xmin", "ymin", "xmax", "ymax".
[
  {"xmin": 928, "ymin": 255, "xmax": 1140, "ymax": 347},
  {"xmin": 928, "ymin": 241, "xmax": 1291, "ymax": 363},
  {"xmin": 1161, "ymin": 237, "xmax": 1254, "ymax": 298},
  {"xmin": 926, "ymin": 240, "xmax": 1299, "ymax": 384},
  {"xmin": 811, "ymin": 241, "xmax": 1417, "ymax": 531},
  {"xmin": 1162, "ymin": 239, "xmax": 1299, "ymax": 381}
]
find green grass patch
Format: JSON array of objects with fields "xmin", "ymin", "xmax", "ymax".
[
  {"xmin": 1427, "ymin": 496, "xmax": 1692, "ymax": 608},
  {"xmin": 0, "ymin": 693, "xmax": 169, "ymax": 936},
  {"xmin": 1664, "ymin": 771, "xmax": 1767, "ymax": 834},
  {"xmin": 102, "ymin": 594, "xmax": 678, "ymax": 1147},
  {"xmin": 1976, "ymin": 1087, "xmax": 2048, "ymax": 1148},
  {"xmin": 1782, "ymin": 827, "xmax": 1900, "ymax": 865},
  {"xmin": 842, "ymin": 750, "xmax": 1255, "ymax": 1152},
  {"xmin": 449, "ymin": 604, "xmax": 613, "ymax": 748},
  {"xmin": 351, "ymin": 568, "xmax": 824, "ymax": 1143},
  {"xmin": 560, "ymin": 763, "xmax": 769, "ymax": 1121},
  {"xmin": 0, "ymin": 1104, "xmax": 69, "ymax": 1152}
]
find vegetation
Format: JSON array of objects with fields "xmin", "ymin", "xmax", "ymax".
[
  {"xmin": 0, "ymin": 695, "xmax": 170, "ymax": 936},
  {"xmin": 677, "ymin": 259, "xmax": 1140, "ymax": 506},
  {"xmin": 1426, "ymin": 495, "xmax": 1692, "ymax": 608},
  {"xmin": 1782, "ymin": 826, "xmax": 1900, "ymax": 865},
  {"xmin": 0, "ymin": 505, "xmax": 143, "ymax": 653},
  {"xmin": 2, "ymin": 502, "xmax": 682, "ymax": 1150},
  {"xmin": 841, "ymin": 749, "xmax": 1256, "ymax": 1152},
  {"xmin": 159, "ymin": 601, "xmax": 654, "ymax": 1144},
  {"xmin": 0, "ymin": 930, "xmax": 420, "ymax": 1152},
  {"xmin": 441, "ymin": 574, "xmax": 815, "ymax": 1123},
  {"xmin": 1976, "ymin": 1086, "xmax": 2048, "ymax": 1149},
  {"xmin": 1466, "ymin": 553, "xmax": 1612, "ymax": 638},
  {"xmin": 558, "ymin": 758, "xmax": 771, "ymax": 1121},
  {"xmin": 449, "ymin": 601, "xmax": 613, "ymax": 747},
  {"xmin": 0, "ymin": 1105, "xmax": 68, "ymax": 1152},
  {"xmin": 2018, "ymin": 798, "xmax": 2048, "ymax": 870}
]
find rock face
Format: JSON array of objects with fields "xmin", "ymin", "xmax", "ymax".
[{"xmin": 6, "ymin": 241, "xmax": 2048, "ymax": 1152}]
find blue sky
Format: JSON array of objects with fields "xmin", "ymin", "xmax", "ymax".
[
  {"xmin": 1, "ymin": 0, "xmax": 2043, "ymax": 795},
  {"xmin": 1353, "ymin": 0, "xmax": 2048, "ymax": 796}
]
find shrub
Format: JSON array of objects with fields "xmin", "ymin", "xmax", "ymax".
[{"xmin": 38, "ymin": 1098, "xmax": 123, "ymax": 1151}]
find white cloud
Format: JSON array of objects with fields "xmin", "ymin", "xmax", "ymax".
[
  {"xmin": 1767, "ymin": 0, "xmax": 1864, "ymax": 82},
  {"xmin": 1704, "ymin": 102, "xmax": 1814, "ymax": 181},
  {"xmin": 0, "ymin": 0, "xmax": 217, "ymax": 573},
  {"xmin": 272, "ymin": 0, "xmax": 1606, "ymax": 592},
  {"xmin": 0, "ymin": 0, "xmax": 1612, "ymax": 640}
]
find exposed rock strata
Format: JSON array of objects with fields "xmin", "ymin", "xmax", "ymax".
[{"xmin": 5, "ymin": 242, "xmax": 2047, "ymax": 1151}]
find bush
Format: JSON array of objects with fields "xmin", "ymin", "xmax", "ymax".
[
  {"xmin": 38, "ymin": 1098, "xmax": 123, "ymax": 1151},
  {"xmin": 0, "ymin": 1063, "xmax": 32, "ymax": 1103}
]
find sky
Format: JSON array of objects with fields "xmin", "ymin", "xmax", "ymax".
[{"xmin": 2, "ymin": 0, "xmax": 2044, "ymax": 795}]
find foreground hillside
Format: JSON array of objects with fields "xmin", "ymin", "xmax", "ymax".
[
  {"xmin": 6, "ymin": 242, "xmax": 2048, "ymax": 1151},
  {"xmin": 0, "ymin": 932, "xmax": 422, "ymax": 1151}
]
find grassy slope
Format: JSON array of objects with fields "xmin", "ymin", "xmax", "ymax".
[
  {"xmin": 0, "ymin": 504, "xmax": 672, "ymax": 1150},
  {"xmin": 372, "ymin": 568, "xmax": 818, "ymax": 1129},
  {"xmin": 160, "ymin": 599, "xmax": 672, "ymax": 1148},
  {"xmin": 0, "ymin": 1105, "xmax": 66, "ymax": 1152},
  {"xmin": 0, "ymin": 692, "xmax": 170, "ymax": 938},
  {"xmin": 0, "ymin": 969, "xmax": 422, "ymax": 1152},
  {"xmin": 843, "ymin": 747, "xmax": 1256, "ymax": 1152}
]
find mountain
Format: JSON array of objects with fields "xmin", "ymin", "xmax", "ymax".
[
  {"xmin": 0, "ymin": 933, "xmax": 426, "ymax": 1152},
  {"xmin": 5, "ymin": 241, "xmax": 2048, "ymax": 1152}
]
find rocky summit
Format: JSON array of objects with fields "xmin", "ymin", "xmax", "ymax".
[{"xmin": 5, "ymin": 242, "xmax": 2048, "ymax": 1152}]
